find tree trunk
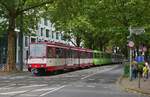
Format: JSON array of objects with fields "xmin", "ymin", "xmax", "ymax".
[{"xmin": 4, "ymin": 13, "xmax": 17, "ymax": 72}]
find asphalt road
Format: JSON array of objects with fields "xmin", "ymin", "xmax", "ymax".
[{"xmin": 0, "ymin": 65, "xmax": 148, "ymax": 97}]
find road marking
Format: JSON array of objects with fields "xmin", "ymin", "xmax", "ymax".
[
  {"xmin": 0, "ymin": 91, "xmax": 27, "ymax": 95},
  {"xmin": 81, "ymin": 66, "xmax": 117, "ymax": 79},
  {"xmin": 87, "ymin": 85, "xmax": 95, "ymax": 88},
  {"xmin": 39, "ymin": 85, "xmax": 66, "ymax": 96},
  {"xmin": 33, "ymin": 88, "xmax": 54, "ymax": 92},
  {"xmin": 18, "ymin": 84, "xmax": 48, "ymax": 88},
  {"xmin": 20, "ymin": 94, "xmax": 37, "ymax": 96},
  {"xmin": 0, "ymin": 84, "xmax": 17, "ymax": 90},
  {"xmin": 20, "ymin": 88, "xmax": 55, "ymax": 96}
]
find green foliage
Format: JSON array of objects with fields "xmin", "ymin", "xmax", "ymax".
[
  {"xmin": 124, "ymin": 64, "xmax": 129, "ymax": 77},
  {"xmin": 137, "ymin": 62, "xmax": 145, "ymax": 72},
  {"xmin": 0, "ymin": 0, "xmax": 55, "ymax": 71},
  {"xmin": 0, "ymin": 0, "xmax": 55, "ymax": 34},
  {"xmin": 44, "ymin": 0, "xmax": 150, "ymax": 55},
  {"xmin": 1, "ymin": 0, "xmax": 150, "ymax": 58}
]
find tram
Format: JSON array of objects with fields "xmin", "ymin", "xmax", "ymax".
[{"xmin": 27, "ymin": 42, "xmax": 123, "ymax": 75}]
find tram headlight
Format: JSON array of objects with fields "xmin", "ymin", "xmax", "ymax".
[
  {"xmin": 41, "ymin": 64, "xmax": 44, "ymax": 67},
  {"xmin": 41, "ymin": 64, "xmax": 46, "ymax": 68},
  {"xmin": 29, "ymin": 65, "xmax": 31, "ymax": 67}
]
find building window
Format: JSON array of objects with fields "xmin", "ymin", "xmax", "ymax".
[
  {"xmin": 41, "ymin": 28, "xmax": 43, "ymax": 36},
  {"xmin": 44, "ymin": 18, "xmax": 48, "ymax": 26},
  {"xmin": 46, "ymin": 29, "xmax": 49, "ymax": 37},
  {"xmin": 56, "ymin": 32, "xmax": 59, "ymax": 39},
  {"xmin": 31, "ymin": 38, "xmax": 36, "ymax": 43}
]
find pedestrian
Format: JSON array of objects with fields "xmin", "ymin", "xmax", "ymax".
[
  {"xmin": 132, "ymin": 61, "xmax": 138, "ymax": 79},
  {"xmin": 143, "ymin": 62, "xmax": 149, "ymax": 80}
]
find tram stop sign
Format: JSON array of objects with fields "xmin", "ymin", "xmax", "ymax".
[{"xmin": 128, "ymin": 41, "xmax": 134, "ymax": 48}]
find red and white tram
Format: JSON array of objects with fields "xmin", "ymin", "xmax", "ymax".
[{"xmin": 27, "ymin": 42, "xmax": 93, "ymax": 75}]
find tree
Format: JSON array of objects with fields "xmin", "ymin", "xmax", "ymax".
[
  {"xmin": 43, "ymin": 0, "xmax": 150, "ymax": 56},
  {"xmin": 0, "ymin": 0, "xmax": 55, "ymax": 72},
  {"xmin": 45, "ymin": 0, "xmax": 94, "ymax": 47}
]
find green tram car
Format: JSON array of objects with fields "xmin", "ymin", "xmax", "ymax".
[{"xmin": 93, "ymin": 50, "xmax": 123, "ymax": 66}]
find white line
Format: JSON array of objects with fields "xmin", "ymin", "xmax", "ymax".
[
  {"xmin": 0, "ymin": 84, "xmax": 16, "ymax": 90},
  {"xmin": 0, "ymin": 91, "xmax": 27, "ymax": 95},
  {"xmin": 19, "ymin": 84, "xmax": 48, "ymax": 88},
  {"xmin": 33, "ymin": 88, "xmax": 54, "ymax": 92},
  {"xmin": 21, "ymin": 94, "xmax": 37, "ymax": 96},
  {"xmin": 81, "ymin": 66, "xmax": 117, "ymax": 79},
  {"xmin": 40, "ymin": 85, "xmax": 66, "ymax": 96}
]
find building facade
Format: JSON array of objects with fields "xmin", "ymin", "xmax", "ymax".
[
  {"xmin": 21, "ymin": 18, "xmax": 67, "ymax": 70},
  {"xmin": 0, "ymin": 18, "xmax": 71, "ymax": 71}
]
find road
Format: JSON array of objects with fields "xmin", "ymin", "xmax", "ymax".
[{"xmin": 0, "ymin": 64, "xmax": 148, "ymax": 97}]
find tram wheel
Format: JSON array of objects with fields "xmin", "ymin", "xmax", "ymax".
[{"xmin": 31, "ymin": 68, "xmax": 45, "ymax": 76}]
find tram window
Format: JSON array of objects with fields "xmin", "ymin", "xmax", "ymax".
[
  {"xmin": 72, "ymin": 50, "xmax": 75, "ymax": 58},
  {"xmin": 86, "ymin": 52, "xmax": 90, "ymax": 58},
  {"xmin": 75, "ymin": 51, "xmax": 78, "ymax": 58},
  {"xmin": 80, "ymin": 52, "xmax": 83, "ymax": 58},
  {"xmin": 86, "ymin": 52, "xmax": 88, "ymax": 58},
  {"xmin": 56, "ymin": 48, "xmax": 65, "ymax": 58},
  {"xmin": 56, "ymin": 48, "xmax": 61, "ymax": 58},
  {"xmin": 30, "ymin": 44, "xmax": 46, "ymax": 58},
  {"xmin": 72, "ymin": 50, "xmax": 76, "ymax": 58},
  {"xmin": 108, "ymin": 54, "xmax": 111, "ymax": 58},
  {"xmin": 94, "ymin": 52, "xmax": 97, "ymax": 58},
  {"xmin": 64, "ymin": 49, "xmax": 70, "ymax": 58},
  {"xmin": 90, "ymin": 52, "xmax": 93, "ymax": 58},
  {"xmin": 95, "ymin": 53, "xmax": 99, "ymax": 58},
  {"xmin": 47, "ymin": 47, "xmax": 54, "ymax": 58},
  {"xmin": 105, "ymin": 53, "xmax": 108, "ymax": 58},
  {"xmin": 83, "ymin": 52, "xmax": 86, "ymax": 58},
  {"xmin": 66, "ymin": 50, "xmax": 70, "ymax": 58},
  {"xmin": 61, "ymin": 49, "xmax": 65, "ymax": 58},
  {"xmin": 82, "ymin": 52, "xmax": 84, "ymax": 58},
  {"xmin": 101, "ymin": 53, "xmax": 103, "ymax": 58}
]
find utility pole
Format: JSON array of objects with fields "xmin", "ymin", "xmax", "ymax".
[
  {"xmin": 128, "ymin": 26, "xmax": 145, "ymax": 83},
  {"xmin": 128, "ymin": 27, "xmax": 134, "ymax": 81}
]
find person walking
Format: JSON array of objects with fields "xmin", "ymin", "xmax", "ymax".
[
  {"xmin": 132, "ymin": 61, "xmax": 138, "ymax": 79},
  {"xmin": 143, "ymin": 62, "xmax": 149, "ymax": 80}
]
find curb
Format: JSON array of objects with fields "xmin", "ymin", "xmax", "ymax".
[
  {"xmin": 0, "ymin": 71, "xmax": 29, "ymax": 76},
  {"xmin": 117, "ymin": 76, "xmax": 150, "ymax": 97}
]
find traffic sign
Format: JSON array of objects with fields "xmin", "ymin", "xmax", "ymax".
[
  {"xmin": 142, "ymin": 47, "xmax": 147, "ymax": 52},
  {"xmin": 128, "ymin": 41, "xmax": 134, "ymax": 48},
  {"xmin": 129, "ymin": 26, "xmax": 145, "ymax": 35}
]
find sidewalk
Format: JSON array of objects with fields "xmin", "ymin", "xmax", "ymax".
[
  {"xmin": 119, "ymin": 76, "xmax": 150, "ymax": 96},
  {"xmin": 0, "ymin": 71, "xmax": 30, "ymax": 77}
]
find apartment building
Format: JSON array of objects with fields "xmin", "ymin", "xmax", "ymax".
[{"xmin": 21, "ymin": 18, "xmax": 67, "ymax": 70}]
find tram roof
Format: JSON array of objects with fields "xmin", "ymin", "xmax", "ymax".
[{"xmin": 30, "ymin": 42, "xmax": 93, "ymax": 52}]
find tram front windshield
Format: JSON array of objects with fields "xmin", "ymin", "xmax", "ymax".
[{"xmin": 29, "ymin": 44, "xmax": 46, "ymax": 58}]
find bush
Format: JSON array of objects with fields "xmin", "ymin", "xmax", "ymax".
[{"xmin": 124, "ymin": 64, "xmax": 129, "ymax": 77}]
